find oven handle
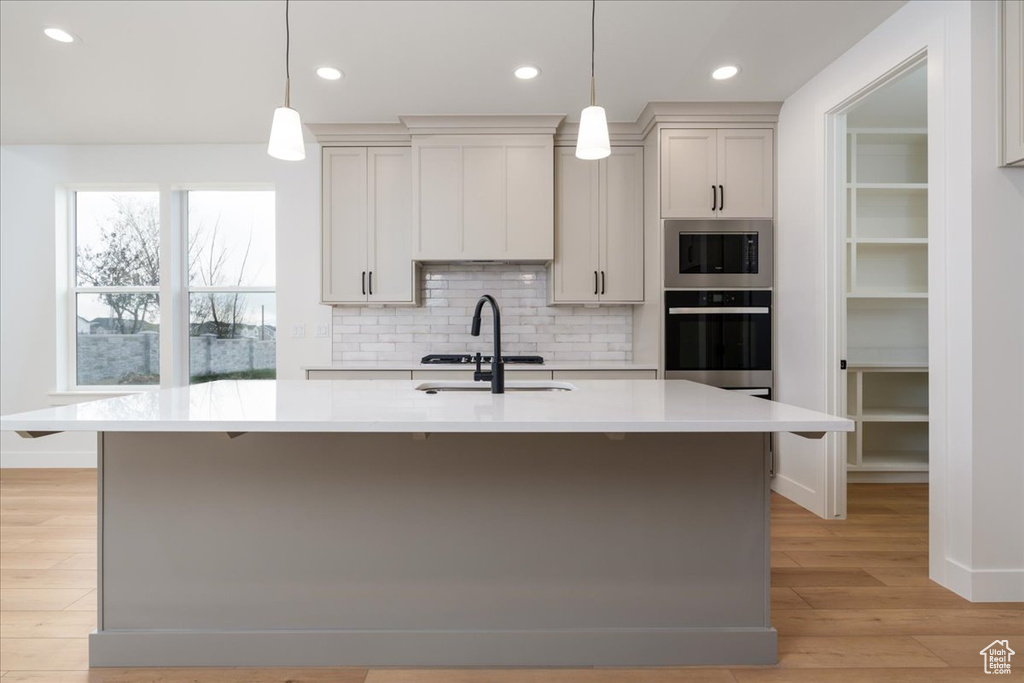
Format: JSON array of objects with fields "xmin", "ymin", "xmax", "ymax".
[
  {"xmin": 668, "ymin": 307, "xmax": 770, "ymax": 315},
  {"xmin": 726, "ymin": 388, "xmax": 771, "ymax": 397}
]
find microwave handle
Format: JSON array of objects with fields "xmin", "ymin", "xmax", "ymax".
[{"xmin": 668, "ymin": 307, "xmax": 770, "ymax": 315}]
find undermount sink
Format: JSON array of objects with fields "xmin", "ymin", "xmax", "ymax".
[{"xmin": 415, "ymin": 381, "xmax": 576, "ymax": 393}]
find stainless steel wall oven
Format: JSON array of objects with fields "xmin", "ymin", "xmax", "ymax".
[{"xmin": 664, "ymin": 289, "xmax": 772, "ymax": 389}]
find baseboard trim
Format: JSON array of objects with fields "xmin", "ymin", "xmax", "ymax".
[
  {"xmin": 941, "ymin": 557, "xmax": 1024, "ymax": 602},
  {"xmin": 969, "ymin": 566, "xmax": 1024, "ymax": 602},
  {"xmin": 848, "ymin": 471, "xmax": 929, "ymax": 483},
  {"xmin": 0, "ymin": 450, "xmax": 97, "ymax": 468},
  {"xmin": 770, "ymin": 473, "xmax": 822, "ymax": 517},
  {"xmin": 89, "ymin": 627, "xmax": 778, "ymax": 667},
  {"xmin": 941, "ymin": 557, "xmax": 974, "ymax": 599}
]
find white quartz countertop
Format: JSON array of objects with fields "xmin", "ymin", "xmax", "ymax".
[
  {"xmin": 304, "ymin": 361, "xmax": 658, "ymax": 371},
  {"xmin": 1, "ymin": 380, "xmax": 852, "ymax": 436}
]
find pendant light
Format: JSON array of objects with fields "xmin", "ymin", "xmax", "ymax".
[
  {"xmin": 575, "ymin": 0, "xmax": 610, "ymax": 160},
  {"xmin": 268, "ymin": 0, "xmax": 305, "ymax": 161}
]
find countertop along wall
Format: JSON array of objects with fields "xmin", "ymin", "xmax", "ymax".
[
  {"xmin": 0, "ymin": 143, "xmax": 327, "ymax": 467},
  {"xmin": 332, "ymin": 264, "xmax": 634, "ymax": 363}
]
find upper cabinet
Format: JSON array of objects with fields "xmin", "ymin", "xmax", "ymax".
[
  {"xmin": 550, "ymin": 147, "xmax": 644, "ymax": 304},
  {"xmin": 660, "ymin": 129, "xmax": 717, "ymax": 218},
  {"xmin": 322, "ymin": 147, "xmax": 418, "ymax": 305},
  {"xmin": 1003, "ymin": 0, "xmax": 1024, "ymax": 166},
  {"xmin": 661, "ymin": 128, "xmax": 774, "ymax": 218},
  {"xmin": 412, "ymin": 135, "xmax": 554, "ymax": 261}
]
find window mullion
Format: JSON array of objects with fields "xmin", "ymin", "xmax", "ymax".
[{"xmin": 160, "ymin": 188, "xmax": 186, "ymax": 388}]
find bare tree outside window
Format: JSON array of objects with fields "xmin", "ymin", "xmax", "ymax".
[
  {"xmin": 78, "ymin": 195, "xmax": 160, "ymax": 333},
  {"xmin": 67, "ymin": 189, "xmax": 275, "ymax": 388},
  {"xmin": 188, "ymin": 217, "xmax": 254, "ymax": 340},
  {"xmin": 186, "ymin": 191, "xmax": 276, "ymax": 383},
  {"xmin": 74, "ymin": 192, "xmax": 161, "ymax": 386}
]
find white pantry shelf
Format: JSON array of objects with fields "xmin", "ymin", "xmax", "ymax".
[
  {"xmin": 855, "ymin": 450, "xmax": 930, "ymax": 471},
  {"xmin": 860, "ymin": 407, "xmax": 929, "ymax": 422},
  {"xmin": 847, "ymin": 290, "xmax": 928, "ymax": 299},
  {"xmin": 845, "ymin": 127, "xmax": 929, "ymax": 480},
  {"xmin": 847, "ymin": 362, "xmax": 928, "ymax": 370},
  {"xmin": 846, "ymin": 182, "xmax": 928, "ymax": 190},
  {"xmin": 846, "ymin": 237, "xmax": 928, "ymax": 245}
]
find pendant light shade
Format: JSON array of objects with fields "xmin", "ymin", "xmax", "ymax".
[
  {"xmin": 268, "ymin": 0, "xmax": 305, "ymax": 161},
  {"xmin": 576, "ymin": 105, "xmax": 610, "ymax": 160},
  {"xmin": 268, "ymin": 106, "xmax": 305, "ymax": 161},
  {"xmin": 575, "ymin": 0, "xmax": 610, "ymax": 161}
]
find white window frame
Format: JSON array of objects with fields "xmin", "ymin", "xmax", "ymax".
[
  {"xmin": 61, "ymin": 185, "xmax": 162, "ymax": 393},
  {"xmin": 58, "ymin": 184, "xmax": 276, "ymax": 394},
  {"xmin": 183, "ymin": 188, "xmax": 276, "ymax": 385}
]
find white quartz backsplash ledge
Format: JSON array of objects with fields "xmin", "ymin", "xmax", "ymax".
[{"xmin": 332, "ymin": 264, "xmax": 633, "ymax": 363}]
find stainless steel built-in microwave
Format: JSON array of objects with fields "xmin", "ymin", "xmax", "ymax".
[{"xmin": 664, "ymin": 219, "xmax": 773, "ymax": 289}]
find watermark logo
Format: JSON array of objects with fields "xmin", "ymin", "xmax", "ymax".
[{"xmin": 980, "ymin": 639, "xmax": 1015, "ymax": 675}]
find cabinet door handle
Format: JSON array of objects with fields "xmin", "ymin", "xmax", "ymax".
[
  {"xmin": 594, "ymin": 271, "xmax": 598, "ymax": 296},
  {"xmin": 712, "ymin": 185, "xmax": 717, "ymax": 211},
  {"xmin": 361, "ymin": 271, "xmax": 366, "ymax": 296},
  {"xmin": 368, "ymin": 271, "xmax": 373, "ymax": 296},
  {"xmin": 719, "ymin": 184, "xmax": 724, "ymax": 211},
  {"xmin": 600, "ymin": 270, "xmax": 606, "ymax": 295}
]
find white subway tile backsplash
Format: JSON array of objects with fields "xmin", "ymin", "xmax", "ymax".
[{"xmin": 331, "ymin": 264, "xmax": 633, "ymax": 362}]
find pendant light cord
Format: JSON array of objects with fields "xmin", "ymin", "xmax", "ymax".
[
  {"xmin": 590, "ymin": 0, "xmax": 596, "ymax": 106},
  {"xmin": 284, "ymin": 0, "xmax": 291, "ymax": 107}
]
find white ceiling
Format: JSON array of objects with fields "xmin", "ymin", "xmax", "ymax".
[
  {"xmin": 847, "ymin": 64, "xmax": 927, "ymax": 128},
  {"xmin": 0, "ymin": 0, "xmax": 906, "ymax": 144}
]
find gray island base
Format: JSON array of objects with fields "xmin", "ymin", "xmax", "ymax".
[{"xmin": 92, "ymin": 431, "xmax": 775, "ymax": 667}]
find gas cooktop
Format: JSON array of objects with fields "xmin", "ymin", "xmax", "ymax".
[{"xmin": 420, "ymin": 354, "xmax": 545, "ymax": 365}]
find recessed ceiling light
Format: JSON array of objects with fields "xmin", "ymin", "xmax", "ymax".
[
  {"xmin": 513, "ymin": 65, "xmax": 541, "ymax": 80},
  {"xmin": 43, "ymin": 28, "xmax": 75, "ymax": 43},
  {"xmin": 316, "ymin": 66, "xmax": 343, "ymax": 81},
  {"xmin": 712, "ymin": 65, "xmax": 739, "ymax": 80}
]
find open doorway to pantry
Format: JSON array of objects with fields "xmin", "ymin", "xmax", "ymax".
[
  {"xmin": 823, "ymin": 52, "xmax": 930, "ymax": 525},
  {"xmin": 842, "ymin": 62, "xmax": 929, "ymax": 485}
]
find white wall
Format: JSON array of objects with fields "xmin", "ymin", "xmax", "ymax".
[
  {"xmin": 968, "ymin": 0, "xmax": 1024, "ymax": 601},
  {"xmin": 0, "ymin": 144, "xmax": 330, "ymax": 466},
  {"xmin": 776, "ymin": 0, "xmax": 1023, "ymax": 601}
]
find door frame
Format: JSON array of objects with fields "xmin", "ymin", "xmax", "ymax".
[{"xmin": 822, "ymin": 50, "xmax": 929, "ymax": 520}]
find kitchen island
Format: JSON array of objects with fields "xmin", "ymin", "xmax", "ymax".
[{"xmin": 1, "ymin": 379, "xmax": 851, "ymax": 667}]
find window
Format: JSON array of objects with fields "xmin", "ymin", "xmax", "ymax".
[
  {"xmin": 74, "ymin": 191, "xmax": 161, "ymax": 386},
  {"xmin": 186, "ymin": 191, "xmax": 276, "ymax": 383},
  {"xmin": 67, "ymin": 188, "xmax": 275, "ymax": 390}
]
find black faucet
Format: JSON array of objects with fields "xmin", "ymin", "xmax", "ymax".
[{"xmin": 470, "ymin": 294, "xmax": 505, "ymax": 394}]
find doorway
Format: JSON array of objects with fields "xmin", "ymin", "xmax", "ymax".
[
  {"xmin": 818, "ymin": 51, "xmax": 932, "ymax": 522},
  {"xmin": 841, "ymin": 63, "xmax": 929, "ymax": 486}
]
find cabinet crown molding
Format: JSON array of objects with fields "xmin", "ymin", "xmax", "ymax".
[
  {"xmin": 637, "ymin": 101, "xmax": 782, "ymax": 137},
  {"xmin": 310, "ymin": 103, "xmax": 782, "ymax": 146},
  {"xmin": 310, "ymin": 116, "xmax": 566, "ymax": 144},
  {"xmin": 307, "ymin": 123, "xmax": 411, "ymax": 146},
  {"xmin": 399, "ymin": 114, "xmax": 566, "ymax": 136}
]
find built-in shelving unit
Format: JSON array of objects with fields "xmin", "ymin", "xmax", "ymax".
[
  {"xmin": 846, "ymin": 366, "xmax": 929, "ymax": 475},
  {"xmin": 845, "ymin": 128, "xmax": 928, "ymax": 482}
]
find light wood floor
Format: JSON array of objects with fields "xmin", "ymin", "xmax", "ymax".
[{"xmin": 0, "ymin": 469, "xmax": 1020, "ymax": 682}]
